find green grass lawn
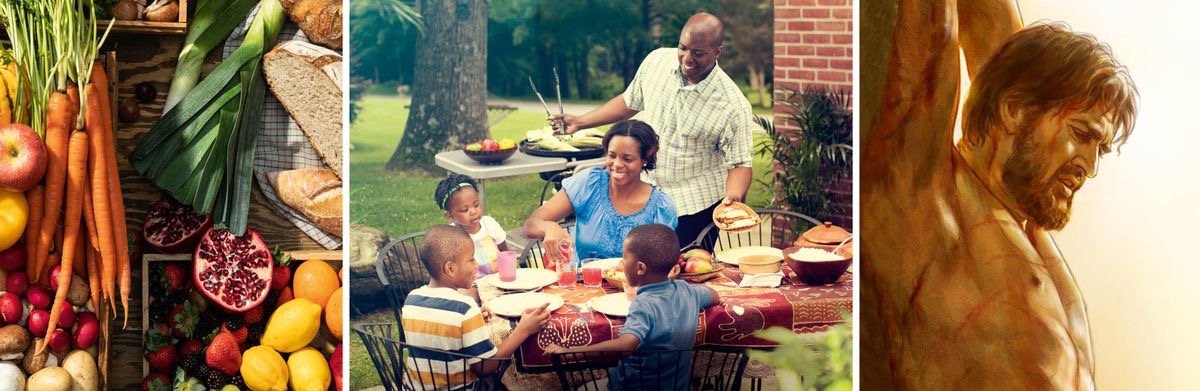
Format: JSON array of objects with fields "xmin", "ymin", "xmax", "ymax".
[{"xmin": 349, "ymin": 95, "xmax": 778, "ymax": 390}]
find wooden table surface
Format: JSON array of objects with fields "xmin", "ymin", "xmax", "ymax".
[{"xmin": 105, "ymin": 33, "xmax": 329, "ymax": 390}]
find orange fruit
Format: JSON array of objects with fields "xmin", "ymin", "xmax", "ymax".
[
  {"xmin": 325, "ymin": 287, "xmax": 343, "ymax": 339},
  {"xmin": 293, "ymin": 260, "xmax": 339, "ymax": 308}
]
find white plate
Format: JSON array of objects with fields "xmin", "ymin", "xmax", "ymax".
[
  {"xmin": 715, "ymin": 246, "xmax": 783, "ymax": 265},
  {"xmin": 589, "ymin": 293, "xmax": 633, "ymax": 317},
  {"xmin": 582, "ymin": 258, "xmax": 622, "ymax": 270},
  {"xmin": 487, "ymin": 292, "xmax": 564, "ymax": 318},
  {"xmin": 482, "ymin": 269, "xmax": 558, "ymax": 291}
]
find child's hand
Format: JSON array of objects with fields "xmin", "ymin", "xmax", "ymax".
[
  {"xmin": 514, "ymin": 302, "xmax": 551, "ymax": 337},
  {"xmin": 544, "ymin": 344, "xmax": 568, "ymax": 355},
  {"xmin": 481, "ymin": 306, "xmax": 493, "ymax": 322}
]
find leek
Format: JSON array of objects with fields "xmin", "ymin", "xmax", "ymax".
[
  {"xmin": 163, "ymin": 0, "xmax": 259, "ymax": 111},
  {"xmin": 131, "ymin": 0, "xmax": 286, "ymax": 236}
]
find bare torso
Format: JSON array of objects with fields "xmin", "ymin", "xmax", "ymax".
[{"xmin": 861, "ymin": 1, "xmax": 1094, "ymax": 389}]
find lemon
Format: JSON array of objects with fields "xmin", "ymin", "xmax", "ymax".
[
  {"xmin": 287, "ymin": 347, "xmax": 331, "ymax": 391},
  {"xmin": 261, "ymin": 298, "xmax": 322, "ymax": 353},
  {"xmin": 240, "ymin": 346, "xmax": 288, "ymax": 391}
]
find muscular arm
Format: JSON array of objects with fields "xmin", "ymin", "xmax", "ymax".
[
  {"xmin": 724, "ymin": 167, "xmax": 752, "ymax": 203},
  {"xmin": 863, "ymin": 0, "xmax": 963, "ymax": 182},
  {"xmin": 958, "ymin": 0, "xmax": 1022, "ymax": 77}
]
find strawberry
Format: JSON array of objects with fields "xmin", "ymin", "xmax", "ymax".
[
  {"xmin": 144, "ymin": 324, "xmax": 178, "ymax": 371},
  {"xmin": 270, "ymin": 247, "xmax": 291, "ymax": 290},
  {"xmin": 141, "ymin": 372, "xmax": 171, "ymax": 391},
  {"xmin": 205, "ymin": 330, "xmax": 242, "ymax": 376},
  {"xmin": 169, "ymin": 300, "xmax": 199, "ymax": 338},
  {"xmin": 277, "ymin": 286, "xmax": 294, "ymax": 305},
  {"xmin": 179, "ymin": 339, "xmax": 204, "ymax": 356},
  {"xmin": 161, "ymin": 264, "xmax": 187, "ymax": 291},
  {"xmin": 242, "ymin": 304, "xmax": 264, "ymax": 325}
]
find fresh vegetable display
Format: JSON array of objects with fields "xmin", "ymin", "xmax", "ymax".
[{"xmin": 132, "ymin": 0, "xmax": 286, "ymax": 236}]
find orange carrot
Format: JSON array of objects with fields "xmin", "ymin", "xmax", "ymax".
[
  {"xmin": 82, "ymin": 180, "xmax": 99, "ymax": 251},
  {"xmin": 23, "ymin": 186, "xmax": 43, "ymax": 276},
  {"xmin": 85, "ymin": 78, "xmax": 116, "ymax": 315},
  {"xmin": 33, "ymin": 91, "xmax": 73, "ymax": 283},
  {"xmin": 91, "ymin": 62, "xmax": 129, "ymax": 327},
  {"xmin": 38, "ymin": 130, "xmax": 86, "ymax": 354},
  {"xmin": 86, "ymin": 245, "xmax": 101, "ymax": 317},
  {"xmin": 67, "ymin": 83, "xmax": 80, "ymax": 129}
]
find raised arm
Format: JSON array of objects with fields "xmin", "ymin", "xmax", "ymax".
[
  {"xmin": 958, "ymin": 0, "xmax": 1022, "ymax": 78},
  {"xmin": 550, "ymin": 95, "xmax": 638, "ymax": 135},
  {"xmin": 863, "ymin": 0, "xmax": 963, "ymax": 180},
  {"xmin": 523, "ymin": 191, "xmax": 575, "ymax": 265}
]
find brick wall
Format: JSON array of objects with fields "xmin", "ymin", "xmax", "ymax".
[{"xmin": 771, "ymin": 0, "xmax": 854, "ymax": 229}]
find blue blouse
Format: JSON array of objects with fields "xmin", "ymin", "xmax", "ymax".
[{"xmin": 562, "ymin": 167, "xmax": 678, "ymax": 261}]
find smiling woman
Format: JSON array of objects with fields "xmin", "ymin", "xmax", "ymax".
[{"xmin": 522, "ymin": 120, "xmax": 678, "ymax": 267}]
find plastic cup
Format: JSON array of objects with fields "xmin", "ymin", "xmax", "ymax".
[
  {"xmin": 556, "ymin": 261, "xmax": 577, "ymax": 289},
  {"xmin": 582, "ymin": 267, "xmax": 603, "ymax": 288},
  {"xmin": 497, "ymin": 251, "xmax": 518, "ymax": 282}
]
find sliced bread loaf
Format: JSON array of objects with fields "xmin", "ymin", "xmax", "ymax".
[{"xmin": 263, "ymin": 41, "xmax": 343, "ymax": 178}]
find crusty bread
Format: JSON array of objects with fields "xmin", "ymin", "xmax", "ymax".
[
  {"xmin": 269, "ymin": 168, "xmax": 343, "ymax": 236},
  {"xmin": 280, "ymin": 0, "xmax": 342, "ymax": 49},
  {"xmin": 263, "ymin": 41, "xmax": 343, "ymax": 178}
]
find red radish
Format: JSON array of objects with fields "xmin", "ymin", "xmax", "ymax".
[
  {"xmin": 47, "ymin": 328, "xmax": 70, "ymax": 352},
  {"xmin": 28, "ymin": 309, "xmax": 49, "ymax": 337},
  {"xmin": 0, "ymin": 293, "xmax": 21, "ymax": 325},
  {"xmin": 56, "ymin": 301, "xmax": 75, "ymax": 328},
  {"xmin": 0, "ymin": 246, "xmax": 25, "ymax": 271},
  {"xmin": 49, "ymin": 265, "xmax": 62, "ymax": 291},
  {"xmin": 26, "ymin": 284, "xmax": 51, "ymax": 309},
  {"xmin": 74, "ymin": 311, "xmax": 98, "ymax": 349},
  {"xmin": 5, "ymin": 271, "xmax": 27, "ymax": 296}
]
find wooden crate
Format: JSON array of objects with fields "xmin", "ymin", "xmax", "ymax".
[
  {"xmin": 98, "ymin": 0, "xmax": 192, "ymax": 35},
  {"xmin": 140, "ymin": 250, "xmax": 342, "ymax": 378}
]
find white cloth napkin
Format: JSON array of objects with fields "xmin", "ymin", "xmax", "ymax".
[{"xmin": 738, "ymin": 272, "xmax": 785, "ymax": 288}]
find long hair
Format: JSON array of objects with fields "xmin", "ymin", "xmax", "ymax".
[{"xmin": 962, "ymin": 22, "xmax": 1139, "ymax": 151}]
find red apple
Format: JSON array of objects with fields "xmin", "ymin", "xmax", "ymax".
[
  {"xmin": 480, "ymin": 139, "xmax": 500, "ymax": 151},
  {"xmin": 0, "ymin": 123, "xmax": 47, "ymax": 192}
]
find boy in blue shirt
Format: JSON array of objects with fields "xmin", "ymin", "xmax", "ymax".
[{"xmin": 546, "ymin": 223, "xmax": 721, "ymax": 390}]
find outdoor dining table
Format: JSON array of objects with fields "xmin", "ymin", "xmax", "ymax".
[
  {"xmin": 477, "ymin": 263, "xmax": 853, "ymax": 387},
  {"xmin": 434, "ymin": 150, "xmax": 603, "ymax": 209}
]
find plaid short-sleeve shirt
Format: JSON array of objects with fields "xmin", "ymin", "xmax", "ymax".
[{"xmin": 623, "ymin": 48, "xmax": 755, "ymax": 216}]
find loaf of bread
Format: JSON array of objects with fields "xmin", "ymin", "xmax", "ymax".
[
  {"xmin": 280, "ymin": 0, "xmax": 342, "ymax": 49},
  {"xmin": 268, "ymin": 168, "xmax": 343, "ymax": 236},
  {"xmin": 263, "ymin": 41, "xmax": 343, "ymax": 178}
]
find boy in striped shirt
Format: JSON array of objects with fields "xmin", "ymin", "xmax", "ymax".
[{"xmin": 402, "ymin": 224, "xmax": 551, "ymax": 389}]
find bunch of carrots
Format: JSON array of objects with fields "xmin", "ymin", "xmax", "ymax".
[{"xmin": 1, "ymin": 1, "xmax": 127, "ymax": 354}]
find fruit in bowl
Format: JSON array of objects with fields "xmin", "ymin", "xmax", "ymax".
[
  {"xmin": 678, "ymin": 248, "xmax": 713, "ymax": 273},
  {"xmin": 463, "ymin": 138, "xmax": 517, "ymax": 164}
]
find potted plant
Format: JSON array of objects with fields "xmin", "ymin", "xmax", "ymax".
[{"xmin": 756, "ymin": 86, "xmax": 853, "ymax": 225}]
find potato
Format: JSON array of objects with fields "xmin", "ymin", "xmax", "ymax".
[
  {"xmin": 23, "ymin": 337, "xmax": 49, "ymax": 374},
  {"xmin": 66, "ymin": 278, "xmax": 88, "ymax": 307},
  {"xmin": 60, "ymin": 350, "xmax": 97, "ymax": 391},
  {"xmin": 0, "ymin": 361, "xmax": 24, "ymax": 391},
  {"xmin": 27, "ymin": 367, "xmax": 72, "ymax": 391}
]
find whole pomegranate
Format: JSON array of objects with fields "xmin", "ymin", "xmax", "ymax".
[
  {"xmin": 193, "ymin": 227, "xmax": 273, "ymax": 313},
  {"xmin": 143, "ymin": 196, "xmax": 212, "ymax": 253}
]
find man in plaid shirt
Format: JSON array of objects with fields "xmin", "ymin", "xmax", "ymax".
[{"xmin": 551, "ymin": 12, "xmax": 755, "ymax": 247}]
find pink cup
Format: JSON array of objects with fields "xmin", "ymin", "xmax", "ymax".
[{"xmin": 498, "ymin": 251, "xmax": 518, "ymax": 282}]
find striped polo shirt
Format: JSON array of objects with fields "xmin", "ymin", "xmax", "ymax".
[
  {"xmin": 624, "ymin": 47, "xmax": 756, "ymax": 216},
  {"xmin": 401, "ymin": 286, "xmax": 497, "ymax": 390}
]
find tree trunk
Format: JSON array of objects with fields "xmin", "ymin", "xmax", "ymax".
[
  {"xmin": 750, "ymin": 64, "xmax": 769, "ymax": 108},
  {"xmin": 575, "ymin": 51, "xmax": 589, "ymax": 100},
  {"xmin": 556, "ymin": 54, "xmax": 571, "ymax": 102},
  {"xmin": 386, "ymin": 0, "xmax": 489, "ymax": 172}
]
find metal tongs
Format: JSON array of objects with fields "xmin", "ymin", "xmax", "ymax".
[{"xmin": 528, "ymin": 67, "xmax": 567, "ymax": 136}]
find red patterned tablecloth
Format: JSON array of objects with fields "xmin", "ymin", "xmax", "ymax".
[{"xmin": 480, "ymin": 265, "xmax": 853, "ymax": 373}]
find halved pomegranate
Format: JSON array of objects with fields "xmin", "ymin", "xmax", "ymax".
[
  {"xmin": 193, "ymin": 227, "xmax": 273, "ymax": 313},
  {"xmin": 143, "ymin": 196, "xmax": 212, "ymax": 253}
]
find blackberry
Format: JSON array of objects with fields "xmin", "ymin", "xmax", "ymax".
[
  {"xmin": 224, "ymin": 317, "xmax": 243, "ymax": 331},
  {"xmin": 231, "ymin": 374, "xmax": 246, "ymax": 389},
  {"xmin": 246, "ymin": 323, "xmax": 265, "ymax": 345},
  {"xmin": 148, "ymin": 300, "xmax": 170, "ymax": 325},
  {"xmin": 203, "ymin": 370, "xmax": 228, "ymax": 390},
  {"xmin": 193, "ymin": 310, "xmax": 221, "ymax": 340},
  {"xmin": 179, "ymin": 351, "xmax": 203, "ymax": 373},
  {"xmin": 194, "ymin": 364, "xmax": 212, "ymax": 381}
]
